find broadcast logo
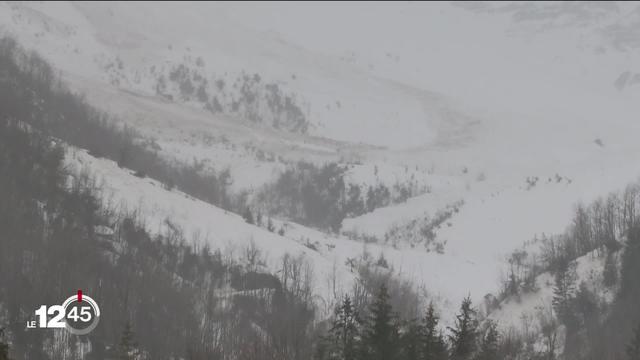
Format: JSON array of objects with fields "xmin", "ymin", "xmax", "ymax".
[{"xmin": 26, "ymin": 290, "xmax": 101, "ymax": 335}]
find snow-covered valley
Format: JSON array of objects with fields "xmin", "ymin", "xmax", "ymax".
[{"xmin": 3, "ymin": 0, "xmax": 640, "ymax": 331}]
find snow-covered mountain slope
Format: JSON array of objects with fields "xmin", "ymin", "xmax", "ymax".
[
  {"xmin": 65, "ymin": 146, "xmax": 502, "ymax": 322},
  {"xmin": 0, "ymin": 1, "xmax": 475, "ymax": 149},
  {"xmin": 487, "ymin": 248, "xmax": 620, "ymax": 349},
  {"xmin": 65, "ymin": 147, "xmax": 353, "ymax": 313},
  {"xmin": 6, "ymin": 1, "xmax": 640, "ymax": 324}
]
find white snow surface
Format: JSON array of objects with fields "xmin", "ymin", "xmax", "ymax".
[
  {"xmin": 4, "ymin": 1, "xmax": 640, "ymax": 323},
  {"xmin": 66, "ymin": 147, "xmax": 506, "ymax": 321}
]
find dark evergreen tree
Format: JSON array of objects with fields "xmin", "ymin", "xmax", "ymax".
[
  {"xmin": 475, "ymin": 321, "xmax": 499, "ymax": 360},
  {"xmin": 620, "ymin": 226, "xmax": 640, "ymax": 297},
  {"xmin": 552, "ymin": 259, "xmax": 577, "ymax": 328},
  {"xmin": 448, "ymin": 296, "xmax": 478, "ymax": 360},
  {"xmin": 345, "ymin": 184, "xmax": 364, "ymax": 217},
  {"xmin": 618, "ymin": 226, "xmax": 640, "ymax": 360},
  {"xmin": 0, "ymin": 328, "xmax": 9, "ymax": 360},
  {"xmin": 422, "ymin": 303, "xmax": 447, "ymax": 360},
  {"xmin": 603, "ymin": 250, "xmax": 618, "ymax": 287},
  {"xmin": 119, "ymin": 321, "xmax": 140, "ymax": 360},
  {"xmin": 325, "ymin": 296, "xmax": 361, "ymax": 360},
  {"xmin": 506, "ymin": 270, "xmax": 519, "ymax": 297},
  {"xmin": 366, "ymin": 186, "xmax": 376, "ymax": 213},
  {"xmin": 573, "ymin": 282, "xmax": 598, "ymax": 326},
  {"xmin": 401, "ymin": 319, "xmax": 423, "ymax": 360},
  {"xmin": 628, "ymin": 323, "xmax": 640, "ymax": 360},
  {"xmin": 243, "ymin": 207, "xmax": 255, "ymax": 224},
  {"xmin": 362, "ymin": 284, "xmax": 400, "ymax": 360}
]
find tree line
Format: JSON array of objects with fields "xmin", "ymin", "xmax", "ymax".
[
  {"xmin": 315, "ymin": 284, "xmax": 519, "ymax": 360},
  {"xmin": 254, "ymin": 161, "xmax": 424, "ymax": 232},
  {"xmin": 313, "ymin": 270, "xmax": 640, "ymax": 360}
]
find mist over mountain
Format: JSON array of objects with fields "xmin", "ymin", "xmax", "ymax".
[{"xmin": 1, "ymin": 2, "xmax": 640, "ymax": 359}]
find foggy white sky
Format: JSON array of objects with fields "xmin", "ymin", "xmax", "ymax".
[{"xmin": 209, "ymin": 2, "xmax": 639, "ymax": 111}]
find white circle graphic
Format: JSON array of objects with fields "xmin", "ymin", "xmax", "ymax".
[{"xmin": 61, "ymin": 294, "xmax": 101, "ymax": 335}]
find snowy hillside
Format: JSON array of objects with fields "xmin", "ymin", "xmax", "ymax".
[
  {"xmin": 4, "ymin": 1, "xmax": 640, "ymax": 328},
  {"xmin": 0, "ymin": 1, "xmax": 468, "ymax": 149},
  {"xmin": 488, "ymin": 249, "xmax": 619, "ymax": 330},
  {"xmin": 65, "ymin": 146, "xmax": 498, "ymax": 321},
  {"xmin": 484, "ymin": 247, "xmax": 622, "ymax": 356}
]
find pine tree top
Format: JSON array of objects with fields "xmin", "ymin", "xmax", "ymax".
[{"xmin": 628, "ymin": 323, "xmax": 640, "ymax": 360}]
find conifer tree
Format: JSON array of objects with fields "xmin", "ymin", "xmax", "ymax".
[
  {"xmin": 603, "ymin": 250, "xmax": 618, "ymax": 287},
  {"xmin": 422, "ymin": 303, "xmax": 447, "ymax": 360},
  {"xmin": 326, "ymin": 296, "xmax": 361, "ymax": 360},
  {"xmin": 119, "ymin": 321, "xmax": 140, "ymax": 360},
  {"xmin": 621, "ymin": 226, "xmax": 640, "ymax": 297},
  {"xmin": 243, "ymin": 208, "xmax": 254, "ymax": 224},
  {"xmin": 507, "ymin": 270, "xmax": 519, "ymax": 297},
  {"xmin": 362, "ymin": 284, "xmax": 400, "ymax": 360},
  {"xmin": 552, "ymin": 259, "xmax": 577, "ymax": 328},
  {"xmin": 0, "ymin": 328, "xmax": 9, "ymax": 360},
  {"xmin": 628, "ymin": 323, "xmax": 640, "ymax": 360},
  {"xmin": 402, "ymin": 319, "xmax": 423, "ymax": 360},
  {"xmin": 573, "ymin": 282, "xmax": 598, "ymax": 326},
  {"xmin": 448, "ymin": 296, "xmax": 478, "ymax": 360},
  {"xmin": 475, "ymin": 321, "xmax": 499, "ymax": 360},
  {"xmin": 366, "ymin": 186, "xmax": 376, "ymax": 213}
]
